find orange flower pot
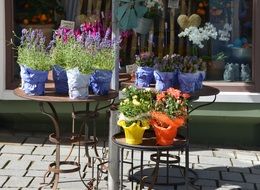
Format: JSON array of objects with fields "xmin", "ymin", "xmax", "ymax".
[{"xmin": 150, "ymin": 112, "xmax": 186, "ymax": 146}]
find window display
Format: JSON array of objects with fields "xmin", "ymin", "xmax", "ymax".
[{"xmin": 6, "ymin": 0, "xmax": 254, "ymax": 90}]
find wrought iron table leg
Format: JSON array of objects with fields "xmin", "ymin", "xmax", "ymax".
[
  {"xmin": 39, "ymin": 102, "xmax": 61, "ymax": 190},
  {"xmin": 148, "ymin": 150, "xmax": 160, "ymax": 190}
]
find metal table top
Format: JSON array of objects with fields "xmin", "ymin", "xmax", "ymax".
[{"xmin": 14, "ymin": 82, "xmax": 118, "ymax": 103}]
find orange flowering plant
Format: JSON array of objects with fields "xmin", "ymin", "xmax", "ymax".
[
  {"xmin": 150, "ymin": 88, "xmax": 190, "ymax": 145},
  {"xmin": 153, "ymin": 88, "xmax": 190, "ymax": 119}
]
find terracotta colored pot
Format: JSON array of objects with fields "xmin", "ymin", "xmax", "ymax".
[
  {"xmin": 150, "ymin": 112, "xmax": 186, "ymax": 146},
  {"xmin": 152, "ymin": 123, "xmax": 178, "ymax": 146}
]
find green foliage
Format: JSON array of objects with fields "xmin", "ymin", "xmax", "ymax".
[
  {"xmin": 119, "ymin": 86, "xmax": 156, "ymax": 118},
  {"xmin": 50, "ymin": 37, "xmax": 94, "ymax": 75},
  {"xmin": 155, "ymin": 88, "xmax": 190, "ymax": 119},
  {"xmin": 13, "ymin": 28, "xmax": 51, "ymax": 71},
  {"xmin": 92, "ymin": 48, "xmax": 115, "ymax": 71},
  {"xmin": 17, "ymin": 47, "xmax": 51, "ymax": 71},
  {"xmin": 135, "ymin": 51, "xmax": 155, "ymax": 67}
]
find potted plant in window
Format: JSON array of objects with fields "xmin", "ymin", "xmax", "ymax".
[
  {"xmin": 150, "ymin": 88, "xmax": 189, "ymax": 146},
  {"xmin": 134, "ymin": 0, "xmax": 164, "ymax": 34},
  {"xmin": 117, "ymin": 86, "xmax": 155, "ymax": 145},
  {"xmin": 153, "ymin": 54, "xmax": 180, "ymax": 91},
  {"xmin": 135, "ymin": 51, "xmax": 156, "ymax": 87},
  {"xmin": 178, "ymin": 55, "xmax": 206, "ymax": 93},
  {"xmin": 14, "ymin": 28, "xmax": 52, "ymax": 96}
]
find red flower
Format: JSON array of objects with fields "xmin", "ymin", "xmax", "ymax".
[
  {"xmin": 167, "ymin": 88, "xmax": 181, "ymax": 99},
  {"xmin": 156, "ymin": 92, "xmax": 166, "ymax": 101},
  {"xmin": 182, "ymin": 93, "xmax": 190, "ymax": 99}
]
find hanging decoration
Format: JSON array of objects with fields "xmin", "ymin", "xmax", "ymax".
[{"xmin": 116, "ymin": 0, "xmax": 148, "ymax": 30}]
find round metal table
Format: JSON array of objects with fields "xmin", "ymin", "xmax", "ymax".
[
  {"xmin": 14, "ymin": 83, "xmax": 118, "ymax": 190},
  {"xmin": 112, "ymin": 85, "xmax": 220, "ymax": 190}
]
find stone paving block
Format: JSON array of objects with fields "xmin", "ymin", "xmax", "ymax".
[
  {"xmin": 229, "ymin": 167, "xmax": 251, "ymax": 174},
  {"xmin": 252, "ymin": 160, "xmax": 260, "ymax": 169},
  {"xmin": 195, "ymin": 170, "xmax": 220, "ymax": 180},
  {"xmin": 32, "ymin": 146, "xmax": 55, "ymax": 155},
  {"xmin": 28, "ymin": 177, "xmax": 52, "ymax": 188},
  {"xmin": 256, "ymin": 183, "xmax": 260, "ymax": 190},
  {"xmin": 190, "ymin": 149, "xmax": 214, "ymax": 157},
  {"xmin": 231, "ymin": 158, "xmax": 253, "ymax": 167},
  {"xmin": 0, "ymin": 169, "xmax": 26, "ymax": 177},
  {"xmin": 21, "ymin": 154, "xmax": 44, "ymax": 161},
  {"xmin": 29, "ymin": 161, "xmax": 50, "ymax": 171},
  {"xmin": 221, "ymin": 171, "xmax": 244, "ymax": 182},
  {"xmin": 5, "ymin": 160, "xmax": 32, "ymax": 170},
  {"xmin": 0, "ymin": 135, "xmax": 25, "ymax": 145},
  {"xmin": 213, "ymin": 149, "xmax": 236, "ymax": 159},
  {"xmin": 0, "ymin": 176, "xmax": 8, "ymax": 187},
  {"xmin": 194, "ymin": 179, "xmax": 217, "ymax": 187},
  {"xmin": 0, "ymin": 153, "xmax": 22, "ymax": 160},
  {"xmin": 25, "ymin": 170, "xmax": 47, "ymax": 177},
  {"xmin": 243, "ymin": 173, "xmax": 260, "ymax": 184},
  {"xmin": 43, "ymin": 155, "xmax": 76, "ymax": 162},
  {"xmin": 4, "ymin": 176, "xmax": 33, "ymax": 188},
  {"xmin": 219, "ymin": 180, "xmax": 255, "ymax": 190},
  {"xmin": 23, "ymin": 137, "xmax": 46, "ymax": 145},
  {"xmin": 1, "ymin": 144, "xmax": 35, "ymax": 155},
  {"xmin": 0, "ymin": 159, "xmax": 9, "ymax": 169},
  {"xmin": 235, "ymin": 152, "xmax": 258, "ymax": 161},
  {"xmin": 193, "ymin": 163, "xmax": 228, "ymax": 172},
  {"xmin": 57, "ymin": 179, "xmax": 88, "ymax": 189},
  {"xmin": 180, "ymin": 155, "xmax": 199, "ymax": 164},
  {"xmin": 251, "ymin": 168, "xmax": 260, "ymax": 175},
  {"xmin": 59, "ymin": 146, "xmax": 86, "ymax": 157},
  {"xmin": 199, "ymin": 156, "xmax": 232, "ymax": 166}
]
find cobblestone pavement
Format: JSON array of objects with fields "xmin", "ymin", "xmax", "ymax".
[{"xmin": 0, "ymin": 129, "xmax": 260, "ymax": 190}]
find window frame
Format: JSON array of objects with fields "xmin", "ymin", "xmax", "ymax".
[
  {"xmin": 5, "ymin": 0, "xmax": 19, "ymax": 90},
  {"xmin": 4, "ymin": 0, "xmax": 260, "ymax": 92}
]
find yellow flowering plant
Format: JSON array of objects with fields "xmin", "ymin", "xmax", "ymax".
[{"xmin": 118, "ymin": 86, "xmax": 156, "ymax": 127}]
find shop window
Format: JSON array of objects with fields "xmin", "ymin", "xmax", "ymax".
[{"xmin": 5, "ymin": 0, "xmax": 260, "ymax": 92}]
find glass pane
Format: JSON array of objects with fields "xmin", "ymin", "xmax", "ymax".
[
  {"xmin": 119, "ymin": 0, "xmax": 253, "ymax": 83},
  {"xmin": 10, "ymin": 0, "xmax": 112, "ymax": 87}
]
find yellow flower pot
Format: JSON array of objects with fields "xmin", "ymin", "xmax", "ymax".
[{"xmin": 117, "ymin": 119, "xmax": 150, "ymax": 145}]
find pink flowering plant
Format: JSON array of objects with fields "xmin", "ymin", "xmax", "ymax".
[{"xmin": 49, "ymin": 27, "xmax": 94, "ymax": 74}]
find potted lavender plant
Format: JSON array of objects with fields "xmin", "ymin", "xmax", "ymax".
[
  {"xmin": 153, "ymin": 54, "xmax": 179, "ymax": 91},
  {"xmin": 83, "ymin": 27, "xmax": 118, "ymax": 95},
  {"xmin": 14, "ymin": 28, "xmax": 51, "ymax": 96},
  {"xmin": 50, "ymin": 27, "xmax": 94, "ymax": 99},
  {"xmin": 49, "ymin": 27, "xmax": 75, "ymax": 94},
  {"xmin": 135, "ymin": 51, "xmax": 155, "ymax": 87},
  {"xmin": 178, "ymin": 56, "xmax": 206, "ymax": 93}
]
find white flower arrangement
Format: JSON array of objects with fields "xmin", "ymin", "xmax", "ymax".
[
  {"xmin": 178, "ymin": 22, "xmax": 232, "ymax": 48},
  {"xmin": 218, "ymin": 23, "xmax": 232, "ymax": 41},
  {"xmin": 146, "ymin": 0, "xmax": 164, "ymax": 11}
]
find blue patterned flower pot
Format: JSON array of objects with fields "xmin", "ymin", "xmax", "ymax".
[
  {"xmin": 89, "ymin": 69, "xmax": 112, "ymax": 95},
  {"xmin": 154, "ymin": 70, "xmax": 178, "ymax": 91},
  {"xmin": 20, "ymin": 65, "xmax": 48, "ymax": 96},
  {"xmin": 178, "ymin": 72, "xmax": 198, "ymax": 93},
  {"xmin": 195, "ymin": 71, "xmax": 206, "ymax": 91},
  {"xmin": 135, "ymin": 66, "xmax": 154, "ymax": 87},
  {"xmin": 52, "ymin": 65, "xmax": 68, "ymax": 94}
]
